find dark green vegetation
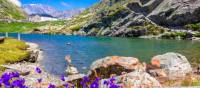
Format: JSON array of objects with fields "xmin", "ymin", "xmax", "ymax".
[
  {"xmin": 0, "ymin": 0, "xmax": 27, "ymax": 19},
  {"xmin": 185, "ymin": 23, "xmax": 200, "ymax": 32},
  {"xmin": 0, "ymin": 38, "xmax": 29, "ymax": 64},
  {"xmin": 161, "ymin": 32, "xmax": 188, "ymax": 39},
  {"xmin": 0, "ymin": 20, "xmax": 66, "ymax": 32}
]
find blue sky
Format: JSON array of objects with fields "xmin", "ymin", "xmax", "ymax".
[{"xmin": 21, "ymin": 0, "xmax": 100, "ymax": 11}]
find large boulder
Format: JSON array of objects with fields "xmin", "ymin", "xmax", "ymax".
[
  {"xmin": 151, "ymin": 52, "xmax": 192, "ymax": 79},
  {"xmin": 89, "ymin": 56, "xmax": 140, "ymax": 79}
]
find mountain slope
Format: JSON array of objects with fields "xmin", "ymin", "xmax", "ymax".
[
  {"xmin": 61, "ymin": 0, "xmax": 200, "ymax": 37},
  {"xmin": 61, "ymin": 0, "xmax": 165, "ymax": 36},
  {"xmin": 0, "ymin": 0, "xmax": 27, "ymax": 19},
  {"xmin": 22, "ymin": 4, "xmax": 83, "ymax": 19}
]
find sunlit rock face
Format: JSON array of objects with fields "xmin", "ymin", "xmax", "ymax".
[
  {"xmin": 75, "ymin": 0, "xmax": 200, "ymax": 36},
  {"xmin": 147, "ymin": 0, "xmax": 200, "ymax": 26}
]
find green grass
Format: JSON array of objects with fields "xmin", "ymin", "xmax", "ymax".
[
  {"xmin": 0, "ymin": 20, "xmax": 66, "ymax": 33},
  {"xmin": 181, "ymin": 80, "xmax": 200, "ymax": 86},
  {"xmin": 0, "ymin": 38, "xmax": 29, "ymax": 65}
]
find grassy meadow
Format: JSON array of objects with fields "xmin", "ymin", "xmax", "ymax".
[
  {"xmin": 0, "ymin": 20, "xmax": 66, "ymax": 33},
  {"xmin": 0, "ymin": 38, "xmax": 29, "ymax": 65}
]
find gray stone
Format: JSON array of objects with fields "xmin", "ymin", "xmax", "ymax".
[
  {"xmin": 99, "ymin": 69, "xmax": 163, "ymax": 88},
  {"xmin": 152, "ymin": 52, "xmax": 192, "ymax": 79}
]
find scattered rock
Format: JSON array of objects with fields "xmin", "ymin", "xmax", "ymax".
[
  {"xmin": 66, "ymin": 65, "xmax": 79, "ymax": 75},
  {"xmin": 100, "ymin": 69, "xmax": 163, "ymax": 88},
  {"xmin": 151, "ymin": 52, "xmax": 192, "ymax": 79}
]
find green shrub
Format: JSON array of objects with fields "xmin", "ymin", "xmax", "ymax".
[
  {"xmin": 162, "ymin": 32, "xmax": 187, "ymax": 39},
  {"xmin": 185, "ymin": 23, "xmax": 200, "ymax": 31},
  {"xmin": 146, "ymin": 24, "xmax": 164, "ymax": 35},
  {"xmin": 194, "ymin": 32, "xmax": 200, "ymax": 37}
]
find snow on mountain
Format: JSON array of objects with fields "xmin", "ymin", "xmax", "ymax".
[{"xmin": 22, "ymin": 4, "xmax": 84, "ymax": 19}]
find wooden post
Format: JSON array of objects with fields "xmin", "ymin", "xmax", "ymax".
[
  {"xmin": 18, "ymin": 33, "xmax": 21, "ymax": 40},
  {"xmin": 5, "ymin": 32, "xmax": 8, "ymax": 38}
]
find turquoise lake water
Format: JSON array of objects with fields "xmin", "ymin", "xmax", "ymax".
[{"xmin": 0, "ymin": 33, "xmax": 200, "ymax": 75}]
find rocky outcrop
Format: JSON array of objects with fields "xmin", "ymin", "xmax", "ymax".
[
  {"xmin": 148, "ymin": 0, "xmax": 200, "ymax": 26},
  {"xmin": 151, "ymin": 52, "xmax": 192, "ymax": 79},
  {"xmin": 71, "ymin": 0, "xmax": 200, "ymax": 37}
]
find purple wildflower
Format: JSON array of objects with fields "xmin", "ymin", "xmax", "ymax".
[
  {"xmin": 64, "ymin": 83, "xmax": 68, "ymax": 88},
  {"xmin": 90, "ymin": 77, "xmax": 100, "ymax": 88},
  {"xmin": 90, "ymin": 82, "xmax": 98, "ymax": 88},
  {"xmin": 48, "ymin": 84, "xmax": 56, "ymax": 88},
  {"xmin": 60, "ymin": 74, "xmax": 65, "ymax": 81},
  {"xmin": 11, "ymin": 78, "xmax": 25, "ymax": 87},
  {"xmin": 10, "ymin": 72, "xmax": 20, "ymax": 78},
  {"xmin": 1, "ymin": 73, "xmax": 11, "ymax": 86},
  {"xmin": 80, "ymin": 76, "xmax": 90, "ymax": 88},
  {"xmin": 109, "ymin": 77, "xmax": 115, "ymax": 84},
  {"xmin": 103, "ymin": 80, "xmax": 109, "ymax": 85},
  {"xmin": 0, "ymin": 78, "xmax": 2, "ymax": 87},
  {"xmin": 37, "ymin": 78, "xmax": 42, "ymax": 83},
  {"xmin": 110, "ymin": 84, "xmax": 120, "ymax": 88},
  {"xmin": 35, "ymin": 67, "xmax": 42, "ymax": 74},
  {"xmin": 83, "ymin": 76, "xmax": 89, "ymax": 82}
]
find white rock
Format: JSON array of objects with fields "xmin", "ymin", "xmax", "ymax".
[{"xmin": 152, "ymin": 52, "xmax": 192, "ymax": 79}]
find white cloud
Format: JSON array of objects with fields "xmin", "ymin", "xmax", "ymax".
[
  {"xmin": 61, "ymin": 2, "xmax": 71, "ymax": 7},
  {"xmin": 8, "ymin": 0, "xmax": 22, "ymax": 7}
]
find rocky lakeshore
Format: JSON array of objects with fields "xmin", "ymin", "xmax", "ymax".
[
  {"xmin": 0, "ymin": 42, "xmax": 199, "ymax": 88},
  {"xmin": 2, "ymin": 43, "xmax": 200, "ymax": 88}
]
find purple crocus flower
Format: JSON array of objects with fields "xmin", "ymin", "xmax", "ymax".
[
  {"xmin": 109, "ymin": 77, "xmax": 115, "ymax": 84},
  {"xmin": 1, "ymin": 73, "xmax": 11, "ymax": 86},
  {"xmin": 83, "ymin": 76, "xmax": 89, "ymax": 82},
  {"xmin": 48, "ymin": 84, "xmax": 56, "ymax": 88},
  {"xmin": 60, "ymin": 74, "xmax": 65, "ymax": 81},
  {"xmin": 80, "ymin": 76, "xmax": 90, "ymax": 88},
  {"xmin": 90, "ymin": 77, "xmax": 100, "ymax": 88},
  {"xmin": 37, "ymin": 78, "xmax": 42, "ymax": 83},
  {"xmin": 12, "ymin": 78, "xmax": 25, "ymax": 87},
  {"xmin": 0, "ymin": 78, "xmax": 2, "ymax": 87},
  {"xmin": 64, "ymin": 83, "xmax": 68, "ymax": 88},
  {"xmin": 10, "ymin": 72, "xmax": 20, "ymax": 78},
  {"xmin": 110, "ymin": 84, "xmax": 120, "ymax": 88},
  {"xmin": 103, "ymin": 80, "xmax": 109, "ymax": 85},
  {"xmin": 35, "ymin": 67, "xmax": 42, "ymax": 74},
  {"xmin": 90, "ymin": 82, "xmax": 98, "ymax": 88}
]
